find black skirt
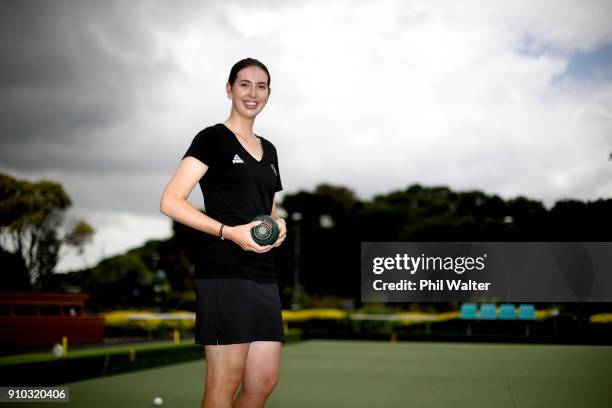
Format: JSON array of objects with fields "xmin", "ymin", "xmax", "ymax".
[{"xmin": 194, "ymin": 278, "xmax": 286, "ymax": 345}]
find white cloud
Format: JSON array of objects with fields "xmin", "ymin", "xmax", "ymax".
[{"xmin": 57, "ymin": 209, "xmax": 172, "ymax": 273}]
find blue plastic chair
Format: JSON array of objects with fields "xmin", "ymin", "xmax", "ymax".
[
  {"xmin": 518, "ymin": 304, "xmax": 536, "ymax": 320},
  {"xmin": 479, "ymin": 303, "xmax": 497, "ymax": 320},
  {"xmin": 459, "ymin": 303, "xmax": 478, "ymax": 320},
  {"xmin": 498, "ymin": 303, "xmax": 517, "ymax": 320}
]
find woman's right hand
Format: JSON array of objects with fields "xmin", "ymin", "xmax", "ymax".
[{"xmin": 224, "ymin": 221, "xmax": 274, "ymax": 253}]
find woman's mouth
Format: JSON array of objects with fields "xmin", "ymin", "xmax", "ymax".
[{"xmin": 244, "ymin": 101, "xmax": 258, "ymax": 109}]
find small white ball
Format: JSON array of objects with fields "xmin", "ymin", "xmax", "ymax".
[
  {"xmin": 52, "ymin": 343, "xmax": 64, "ymax": 358},
  {"xmin": 153, "ymin": 396, "xmax": 163, "ymax": 406}
]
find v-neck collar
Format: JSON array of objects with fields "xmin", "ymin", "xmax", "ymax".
[{"xmin": 218, "ymin": 123, "xmax": 266, "ymax": 163}]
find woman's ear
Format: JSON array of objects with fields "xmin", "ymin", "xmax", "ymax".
[{"xmin": 226, "ymin": 82, "xmax": 232, "ymax": 99}]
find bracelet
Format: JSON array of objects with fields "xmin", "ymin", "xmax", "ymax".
[{"xmin": 219, "ymin": 223, "xmax": 225, "ymax": 240}]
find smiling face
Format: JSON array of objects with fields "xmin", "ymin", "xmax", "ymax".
[{"xmin": 226, "ymin": 65, "xmax": 271, "ymax": 119}]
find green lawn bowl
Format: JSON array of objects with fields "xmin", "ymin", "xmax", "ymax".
[{"xmin": 250, "ymin": 215, "xmax": 280, "ymax": 246}]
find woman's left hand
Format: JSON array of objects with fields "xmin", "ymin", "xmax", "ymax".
[{"xmin": 272, "ymin": 217, "xmax": 287, "ymax": 247}]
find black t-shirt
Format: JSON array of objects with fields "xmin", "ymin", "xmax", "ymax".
[{"xmin": 182, "ymin": 123, "xmax": 283, "ymax": 282}]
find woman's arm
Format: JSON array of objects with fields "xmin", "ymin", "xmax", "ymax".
[
  {"xmin": 160, "ymin": 157, "xmax": 271, "ymax": 252},
  {"xmin": 271, "ymin": 197, "xmax": 279, "ymax": 219},
  {"xmin": 270, "ymin": 195, "xmax": 287, "ymax": 247},
  {"xmin": 160, "ymin": 157, "xmax": 222, "ymax": 236}
]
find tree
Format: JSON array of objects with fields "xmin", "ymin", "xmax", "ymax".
[
  {"xmin": 83, "ymin": 253, "xmax": 154, "ymax": 310},
  {"xmin": 281, "ymin": 184, "xmax": 362, "ymax": 298},
  {"xmin": 0, "ymin": 246, "xmax": 30, "ymax": 291},
  {"xmin": 0, "ymin": 173, "xmax": 94, "ymax": 290}
]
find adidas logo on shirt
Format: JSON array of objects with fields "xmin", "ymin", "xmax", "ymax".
[
  {"xmin": 232, "ymin": 154, "xmax": 244, "ymax": 164},
  {"xmin": 271, "ymin": 163, "xmax": 278, "ymax": 176}
]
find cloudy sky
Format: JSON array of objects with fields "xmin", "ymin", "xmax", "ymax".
[{"xmin": 1, "ymin": 0, "xmax": 611, "ymax": 272}]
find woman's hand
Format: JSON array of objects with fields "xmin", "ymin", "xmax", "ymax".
[
  {"xmin": 272, "ymin": 217, "xmax": 286, "ymax": 248},
  {"xmin": 224, "ymin": 221, "xmax": 274, "ymax": 253}
]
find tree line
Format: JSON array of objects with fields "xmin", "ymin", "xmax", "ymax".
[{"xmin": 1, "ymin": 172, "xmax": 610, "ymax": 311}]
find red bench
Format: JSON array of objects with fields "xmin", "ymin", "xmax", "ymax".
[{"xmin": 0, "ymin": 291, "xmax": 105, "ymax": 350}]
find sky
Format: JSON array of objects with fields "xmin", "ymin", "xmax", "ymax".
[{"xmin": 0, "ymin": 0, "xmax": 611, "ymax": 273}]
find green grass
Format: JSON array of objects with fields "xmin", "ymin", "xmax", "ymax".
[
  {"xmin": 0, "ymin": 339, "xmax": 196, "ymax": 366},
  {"xmin": 11, "ymin": 339, "xmax": 612, "ymax": 408}
]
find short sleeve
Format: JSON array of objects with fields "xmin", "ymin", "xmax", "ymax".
[
  {"xmin": 273, "ymin": 147, "xmax": 283, "ymax": 192},
  {"xmin": 182, "ymin": 127, "xmax": 217, "ymax": 166}
]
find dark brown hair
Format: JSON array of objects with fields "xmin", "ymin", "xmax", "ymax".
[{"xmin": 228, "ymin": 58, "xmax": 271, "ymax": 88}]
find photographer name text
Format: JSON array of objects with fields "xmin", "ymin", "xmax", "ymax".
[{"xmin": 373, "ymin": 279, "xmax": 491, "ymax": 291}]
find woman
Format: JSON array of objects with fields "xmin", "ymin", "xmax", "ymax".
[{"xmin": 160, "ymin": 57, "xmax": 286, "ymax": 408}]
